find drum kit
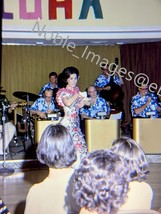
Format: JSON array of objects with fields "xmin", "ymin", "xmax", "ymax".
[
  {"xmin": 0, "ymin": 88, "xmax": 61, "ymax": 154},
  {"xmin": 0, "ymin": 88, "xmax": 40, "ymax": 147},
  {"xmin": 0, "ymin": 88, "xmax": 40, "ymax": 174},
  {"xmin": 12, "ymin": 91, "xmax": 40, "ymax": 143}
]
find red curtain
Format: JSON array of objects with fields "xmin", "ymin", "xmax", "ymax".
[{"xmin": 120, "ymin": 42, "xmax": 161, "ymax": 123}]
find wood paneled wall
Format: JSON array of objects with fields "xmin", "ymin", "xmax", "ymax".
[{"xmin": 1, "ymin": 45, "xmax": 120, "ymax": 103}]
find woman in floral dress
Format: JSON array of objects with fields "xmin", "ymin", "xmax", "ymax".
[{"xmin": 56, "ymin": 66, "xmax": 88, "ymax": 160}]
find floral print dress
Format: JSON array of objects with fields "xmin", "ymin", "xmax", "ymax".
[{"xmin": 56, "ymin": 87, "xmax": 87, "ymax": 159}]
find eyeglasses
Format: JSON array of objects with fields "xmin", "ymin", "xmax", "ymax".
[
  {"xmin": 45, "ymin": 96, "xmax": 53, "ymax": 98},
  {"xmin": 88, "ymin": 90, "xmax": 96, "ymax": 93}
]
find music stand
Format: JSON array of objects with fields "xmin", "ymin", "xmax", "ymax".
[{"xmin": 0, "ymin": 103, "xmax": 14, "ymax": 175}]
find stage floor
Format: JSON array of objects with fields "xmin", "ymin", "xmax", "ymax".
[{"xmin": 0, "ymin": 163, "xmax": 161, "ymax": 214}]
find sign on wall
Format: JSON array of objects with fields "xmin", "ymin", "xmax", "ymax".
[{"xmin": 2, "ymin": 0, "xmax": 161, "ymax": 40}]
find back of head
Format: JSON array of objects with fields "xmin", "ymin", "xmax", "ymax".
[
  {"xmin": 37, "ymin": 124, "xmax": 77, "ymax": 168},
  {"xmin": 58, "ymin": 66, "xmax": 79, "ymax": 88},
  {"xmin": 111, "ymin": 137, "xmax": 149, "ymax": 181},
  {"xmin": 73, "ymin": 149, "xmax": 129, "ymax": 214}
]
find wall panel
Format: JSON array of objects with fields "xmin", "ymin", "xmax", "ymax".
[{"xmin": 1, "ymin": 45, "xmax": 120, "ymax": 103}]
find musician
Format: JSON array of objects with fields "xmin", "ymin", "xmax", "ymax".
[
  {"xmin": 94, "ymin": 63, "xmax": 124, "ymax": 113},
  {"xmin": 94, "ymin": 63, "xmax": 123, "ymax": 91},
  {"xmin": 131, "ymin": 84, "xmax": 161, "ymax": 118},
  {"xmin": 39, "ymin": 72, "xmax": 58, "ymax": 98},
  {"xmin": 30, "ymin": 88, "xmax": 58, "ymax": 119},
  {"xmin": 80, "ymin": 85, "xmax": 110, "ymax": 119},
  {"xmin": 0, "ymin": 101, "xmax": 18, "ymax": 155}
]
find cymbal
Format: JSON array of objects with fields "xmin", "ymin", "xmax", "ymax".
[{"xmin": 13, "ymin": 91, "xmax": 39, "ymax": 101}]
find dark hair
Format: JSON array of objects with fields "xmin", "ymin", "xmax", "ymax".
[
  {"xmin": 37, "ymin": 124, "xmax": 77, "ymax": 168},
  {"xmin": 43, "ymin": 88, "xmax": 53, "ymax": 97},
  {"xmin": 58, "ymin": 66, "xmax": 79, "ymax": 88},
  {"xmin": 100, "ymin": 63, "xmax": 109, "ymax": 70},
  {"xmin": 73, "ymin": 149, "xmax": 129, "ymax": 214},
  {"xmin": 49, "ymin": 72, "xmax": 57, "ymax": 78}
]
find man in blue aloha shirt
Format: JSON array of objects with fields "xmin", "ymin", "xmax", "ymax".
[
  {"xmin": 39, "ymin": 72, "xmax": 58, "ymax": 97},
  {"xmin": 94, "ymin": 63, "xmax": 124, "ymax": 114},
  {"xmin": 94, "ymin": 63, "xmax": 123, "ymax": 91},
  {"xmin": 80, "ymin": 85, "xmax": 110, "ymax": 119},
  {"xmin": 30, "ymin": 88, "xmax": 57, "ymax": 119},
  {"xmin": 131, "ymin": 84, "xmax": 161, "ymax": 118}
]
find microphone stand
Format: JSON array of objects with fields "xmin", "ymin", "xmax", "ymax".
[
  {"xmin": 25, "ymin": 94, "xmax": 34, "ymax": 144},
  {"xmin": 0, "ymin": 103, "xmax": 14, "ymax": 175},
  {"xmin": 26, "ymin": 94, "xmax": 32, "ymax": 142}
]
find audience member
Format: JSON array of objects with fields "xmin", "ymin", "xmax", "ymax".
[
  {"xmin": 24, "ymin": 124, "xmax": 79, "ymax": 214},
  {"xmin": 131, "ymin": 84, "xmax": 161, "ymax": 118},
  {"xmin": 73, "ymin": 149, "xmax": 129, "ymax": 214},
  {"xmin": 111, "ymin": 137, "xmax": 153, "ymax": 210},
  {"xmin": 30, "ymin": 88, "xmax": 57, "ymax": 119},
  {"xmin": 80, "ymin": 85, "xmax": 110, "ymax": 119},
  {"xmin": 39, "ymin": 71, "xmax": 58, "ymax": 98},
  {"xmin": 56, "ymin": 66, "xmax": 88, "ymax": 161},
  {"xmin": 94, "ymin": 63, "xmax": 124, "ymax": 113}
]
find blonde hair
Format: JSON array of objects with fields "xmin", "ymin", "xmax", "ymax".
[{"xmin": 111, "ymin": 137, "xmax": 149, "ymax": 181}]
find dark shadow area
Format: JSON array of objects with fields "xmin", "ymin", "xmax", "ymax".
[{"xmin": 14, "ymin": 201, "xmax": 26, "ymax": 214}]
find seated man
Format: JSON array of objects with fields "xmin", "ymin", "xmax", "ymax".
[
  {"xmin": 131, "ymin": 84, "xmax": 161, "ymax": 118},
  {"xmin": 94, "ymin": 63, "xmax": 124, "ymax": 113},
  {"xmin": 30, "ymin": 88, "xmax": 58, "ymax": 119},
  {"xmin": 80, "ymin": 85, "xmax": 110, "ymax": 119}
]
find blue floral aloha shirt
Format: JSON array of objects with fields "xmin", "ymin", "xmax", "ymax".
[
  {"xmin": 29, "ymin": 97, "xmax": 56, "ymax": 113},
  {"xmin": 80, "ymin": 96, "xmax": 110, "ymax": 118},
  {"xmin": 94, "ymin": 74, "xmax": 122, "ymax": 88},
  {"xmin": 39, "ymin": 82, "xmax": 58, "ymax": 97},
  {"xmin": 131, "ymin": 92, "xmax": 159, "ymax": 118}
]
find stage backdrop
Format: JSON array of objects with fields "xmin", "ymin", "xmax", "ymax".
[{"xmin": 1, "ymin": 45, "xmax": 120, "ymax": 103}]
